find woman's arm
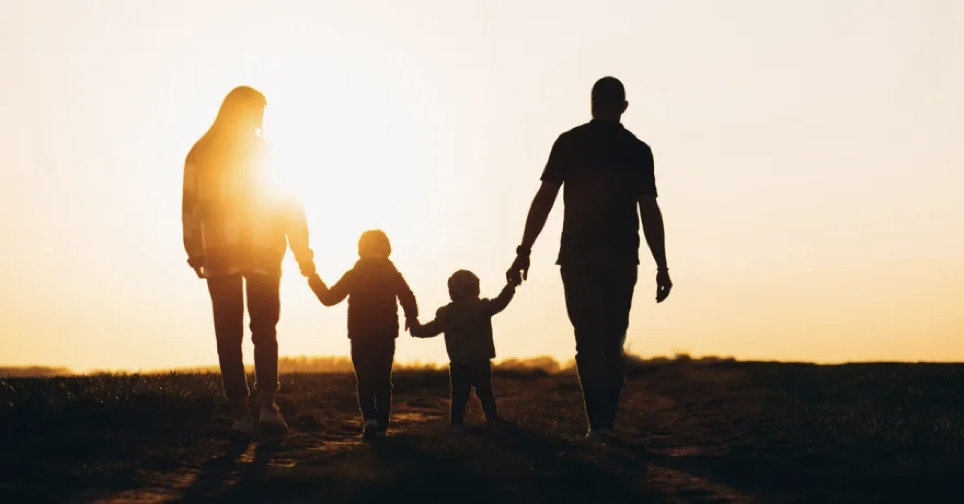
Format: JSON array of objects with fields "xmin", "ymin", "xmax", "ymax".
[
  {"xmin": 283, "ymin": 197, "xmax": 316, "ymax": 276},
  {"xmin": 181, "ymin": 156, "xmax": 204, "ymax": 278},
  {"xmin": 395, "ymin": 272, "xmax": 419, "ymax": 320}
]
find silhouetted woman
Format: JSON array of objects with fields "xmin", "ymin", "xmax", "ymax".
[{"xmin": 182, "ymin": 86, "xmax": 316, "ymax": 435}]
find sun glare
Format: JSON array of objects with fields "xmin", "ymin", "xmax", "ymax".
[{"xmin": 260, "ymin": 82, "xmax": 433, "ymax": 270}]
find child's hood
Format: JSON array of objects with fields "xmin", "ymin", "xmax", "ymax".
[
  {"xmin": 352, "ymin": 257, "xmax": 399, "ymax": 276},
  {"xmin": 440, "ymin": 297, "xmax": 486, "ymax": 322}
]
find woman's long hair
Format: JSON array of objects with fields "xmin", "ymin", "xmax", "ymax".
[
  {"xmin": 188, "ymin": 86, "xmax": 267, "ymax": 202},
  {"xmin": 203, "ymin": 86, "xmax": 267, "ymax": 142}
]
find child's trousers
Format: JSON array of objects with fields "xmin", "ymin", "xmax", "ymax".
[
  {"xmin": 449, "ymin": 360, "xmax": 497, "ymax": 423},
  {"xmin": 350, "ymin": 337, "xmax": 395, "ymax": 428}
]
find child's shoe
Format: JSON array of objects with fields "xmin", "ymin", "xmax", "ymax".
[
  {"xmin": 231, "ymin": 416, "xmax": 254, "ymax": 436},
  {"xmin": 484, "ymin": 414, "xmax": 506, "ymax": 425},
  {"xmin": 230, "ymin": 398, "xmax": 254, "ymax": 436},
  {"xmin": 583, "ymin": 427, "xmax": 614, "ymax": 444},
  {"xmin": 361, "ymin": 419, "xmax": 379, "ymax": 440}
]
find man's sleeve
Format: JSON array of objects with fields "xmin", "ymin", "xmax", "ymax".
[
  {"xmin": 638, "ymin": 143, "xmax": 658, "ymax": 197},
  {"xmin": 540, "ymin": 134, "xmax": 571, "ymax": 184}
]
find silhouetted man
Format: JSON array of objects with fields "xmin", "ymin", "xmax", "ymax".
[{"xmin": 507, "ymin": 76, "xmax": 672, "ymax": 440}]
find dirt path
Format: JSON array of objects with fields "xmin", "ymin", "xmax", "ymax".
[
  {"xmin": 90, "ymin": 395, "xmax": 450, "ymax": 503},
  {"xmin": 92, "ymin": 372, "xmax": 757, "ymax": 503}
]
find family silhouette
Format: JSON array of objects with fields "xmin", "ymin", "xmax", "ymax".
[{"xmin": 182, "ymin": 77, "xmax": 672, "ymax": 442}]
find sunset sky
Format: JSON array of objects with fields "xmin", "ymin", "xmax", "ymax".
[{"xmin": 2, "ymin": 1, "xmax": 962, "ymax": 372}]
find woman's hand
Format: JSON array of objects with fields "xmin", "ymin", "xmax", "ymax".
[{"xmin": 187, "ymin": 256, "xmax": 206, "ymax": 279}]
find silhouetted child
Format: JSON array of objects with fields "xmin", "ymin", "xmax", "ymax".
[
  {"xmin": 308, "ymin": 230, "xmax": 418, "ymax": 439},
  {"xmin": 410, "ymin": 270, "xmax": 517, "ymax": 429}
]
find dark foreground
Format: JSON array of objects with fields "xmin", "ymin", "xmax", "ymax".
[{"xmin": 2, "ymin": 361, "xmax": 963, "ymax": 503}]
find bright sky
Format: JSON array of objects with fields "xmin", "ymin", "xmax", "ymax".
[{"xmin": 2, "ymin": 1, "xmax": 963, "ymax": 372}]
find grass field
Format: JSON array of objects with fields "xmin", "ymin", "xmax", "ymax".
[{"xmin": 2, "ymin": 360, "xmax": 963, "ymax": 503}]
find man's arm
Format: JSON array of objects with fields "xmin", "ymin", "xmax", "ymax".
[
  {"xmin": 638, "ymin": 194, "xmax": 672, "ymax": 302},
  {"xmin": 506, "ymin": 180, "xmax": 562, "ymax": 283}
]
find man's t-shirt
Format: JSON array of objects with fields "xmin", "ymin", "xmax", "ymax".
[{"xmin": 540, "ymin": 119, "xmax": 657, "ymax": 266}]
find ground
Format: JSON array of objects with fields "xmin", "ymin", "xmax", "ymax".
[{"xmin": 2, "ymin": 360, "xmax": 963, "ymax": 503}]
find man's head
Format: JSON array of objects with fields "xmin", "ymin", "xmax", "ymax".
[
  {"xmin": 591, "ymin": 76, "xmax": 628, "ymax": 121},
  {"xmin": 448, "ymin": 269, "xmax": 481, "ymax": 301}
]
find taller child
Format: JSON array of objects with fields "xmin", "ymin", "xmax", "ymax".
[{"xmin": 308, "ymin": 230, "xmax": 418, "ymax": 439}]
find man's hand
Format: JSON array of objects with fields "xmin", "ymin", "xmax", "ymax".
[
  {"xmin": 655, "ymin": 269, "xmax": 673, "ymax": 303},
  {"xmin": 506, "ymin": 254, "xmax": 530, "ymax": 284}
]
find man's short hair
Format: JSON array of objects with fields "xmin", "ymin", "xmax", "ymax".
[{"xmin": 591, "ymin": 76, "xmax": 625, "ymax": 108}]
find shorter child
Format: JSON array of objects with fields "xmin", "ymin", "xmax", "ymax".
[
  {"xmin": 410, "ymin": 270, "xmax": 517, "ymax": 428},
  {"xmin": 308, "ymin": 230, "xmax": 418, "ymax": 439}
]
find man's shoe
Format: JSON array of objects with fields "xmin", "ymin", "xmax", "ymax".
[
  {"xmin": 259, "ymin": 403, "xmax": 288, "ymax": 433},
  {"xmin": 450, "ymin": 422, "xmax": 466, "ymax": 434}
]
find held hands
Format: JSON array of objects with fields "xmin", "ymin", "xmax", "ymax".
[
  {"xmin": 507, "ymin": 273, "xmax": 522, "ymax": 288},
  {"xmin": 307, "ymin": 272, "xmax": 325, "ymax": 292},
  {"xmin": 655, "ymin": 269, "xmax": 673, "ymax": 303},
  {"xmin": 506, "ymin": 253, "xmax": 530, "ymax": 285},
  {"xmin": 405, "ymin": 317, "xmax": 420, "ymax": 333},
  {"xmin": 299, "ymin": 260, "xmax": 317, "ymax": 277}
]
